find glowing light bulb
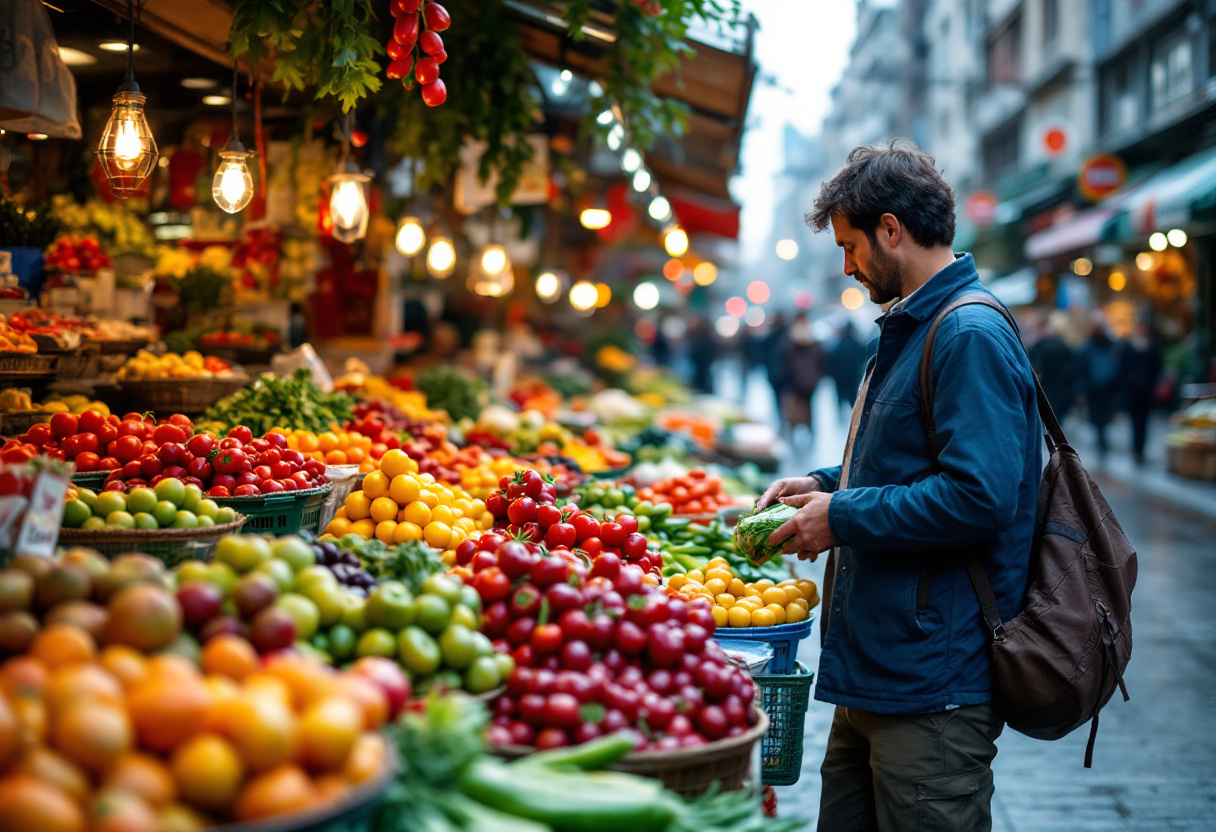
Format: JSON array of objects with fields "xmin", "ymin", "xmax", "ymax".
[
  {"xmin": 395, "ymin": 217, "xmax": 426, "ymax": 257},
  {"xmin": 648, "ymin": 196, "xmax": 671, "ymax": 221},
  {"xmin": 332, "ymin": 181, "xmax": 362, "ymax": 228},
  {"xmin": 212, "ymin": 147, "xmax": 254, "ymax": 214},
  {"xmin": 621, "ymin": 149, "xmax": 642, "ymax": 173},
  {"xmin": 535, "ymin": 271, "xmax": 564, "ymax": 303},
  {"xmin": 113, "ymin": 119, "xmax": 142, "ymax": 169},
  {"xmin": 327, "ymin": 169, "xmax": 372, "ymax": 243},
  {"xmin": 481, "ymin": 244, "xmax": 508, "ymax": 275},
  {"xmin": 96, "ymin": 87, "xmax": 158, "ymax": 200},
  {"xmin": 663, "ymin": 227, "xmax": 689, "ymax": 257},
  {"xmin": 427, "ymin": 237, "xmax": 456, "ymax": 278},
  {"xmin": 569, "ymin": 280, "xmax": 598, "ymax": 311},
  {"xmin": 633, "ymin": 281, "xmax": 660, "ymax": 310},
  {"xmin": 580, "ymin": 207, "xmax": 611, "ymax": 230},
  {"xmin": 632, "ymin": 169, "xmax": 651, "ymax": 192}
]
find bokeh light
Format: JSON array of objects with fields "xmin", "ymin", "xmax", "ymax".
[
  {"xmin": 663, "ymin": 259, "xmax": 685, "ymax": 281},
  {"xmin": 715, "ymin": 315, "xmax": 740, "ymax": 337},
  {"xmin": 1167, "ymin": 228, "xmax": 1188, "ymax": 247},
  {"xmin": 776, "ymin": 239, "xmax": 799, "ymax": 260},
  {"xmin": 794, "ymin": 289, "xmax": 813, "ymax": 309},
  {"xmin": 570, "ymin": 280, "xmax": 598, "ymax": 311},
  {"xmin": 664, "ymin": 227, "xmax": 689, "ymax": 257},
  {"xmin": 1148, "ymin": 232, "xmax": 1167, "ymax": 252},
  {"xmin": 1072, "ymin": 258, "xmax": 1093, "ymax": 276},
  {"xmin": 595, "ymin": 283, "xmax": 612, "ymax": 307},
  {"xmin": 746, "ymin": 280, "xmax": 770, "ymax": 304},
  {"xmin": 1108, "ymin": 271, "xmax": 1126, "ymax": 292},
  {"xmin": 693, "ymin": 262, "xmax": 717, "ymax": 286},
  {"xmin": 725, "ymin": 296, "xmax": 747, "ymax": 317},
  {"xmin": 841, "ymin": 287, "xmax": 865, "ymax": 309},
  {"xmin": 633, "ymin": 281, "xmax": 660, "ymax": 310},
  {"xmin": 744, "ymin": 307, "xmax": 766, "ymax": 327}
]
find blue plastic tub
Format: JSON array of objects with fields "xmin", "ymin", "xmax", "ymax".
[
  {"xmin": 714, "ymin": 615, "xmax": 814, "ymax": 673},
  {"xmin": 1, "ymin": 247, "xmax": 46, "ymax": 299}
]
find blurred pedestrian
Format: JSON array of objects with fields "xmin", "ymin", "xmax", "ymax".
[
  {"xmin": 1079, "ymin": 314, "xmax": 1123, "ymax": 458},
  {"xmin": 1121, "ymin": 316, "xmax": 1163, "ymax": 465},
  {"xmin": 686, "ymin": 317, "xmax": 717, "ymax": 394},
  {"xmin": 828, "ymin": 319, "xmax": 867, "ymax": 422},
  {"xmin": 780, "ymin": 312, "xmax": 826, "ymax": 442},
  {"xmin": 763, "ymin": 312, "xmax": 789, "ymax": 420},
  {"xmin": 1027, "ymin": 311, "xmax": 1078, "ymax": 421},
  {"xmin": 650, "ymin": 320, "xmax": 671, "ymax": 367}
]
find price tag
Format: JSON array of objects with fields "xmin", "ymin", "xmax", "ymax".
[{"xmin": 16, "ymin": 468, "xmax": 71, "ymax": 559}]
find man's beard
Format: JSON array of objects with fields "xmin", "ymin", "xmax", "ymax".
[{"xmin": 858, "ymin": 244, "xmax": 902, "ymax": 305}]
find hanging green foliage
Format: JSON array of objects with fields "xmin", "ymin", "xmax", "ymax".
[{"xmin": 229, "ymin": 0, "xmax": 383, "ymax": 112}]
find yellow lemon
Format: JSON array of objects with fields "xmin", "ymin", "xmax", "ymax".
[
  {"xmin": 668, "ymin": 574, "xmax": 688, "ymax": 590},
  {"xmin": 344, "ymin": 492, "xmax": 372, "ymax": 521},
  {"xmin": 727, "ymin": 606, "xmax": 752, "ymax": 627},
  {"xmin": 389, "ymin": 475, "xmax": 421, "ymax": 506},
  {"xmin": 715, "ymin": 594, "xmax": 736, "ymax": 609},
  {"xmin": 417, "ymin": 490, "xmax": 439, "ymax": 509},
  {"xmin": 326, "ymin": 518, "xmax": 352, "ymax": 538},
  {"xmin": 761, "ymin": 587, "xmax": 789, "ymax": 606},
  {"xmin": 751, "ymin": 608, "xmax": 777, "ymax": 627},
  {"xmin": 379, "ymin": 449, "xmax": 414, "ymax": 479},
  {"xmin": 361, "ymin": 471, "xmax": 389, "ymax": 500},
  {"xmin": 711, "ymin": 606, "xmax": 729, "ymax": 627},
  {"xmin": 375, "ymin": 520, "xmax": 398, "ymax": 544},
  {"xmin": 727, "ymin": 579, "xmax": 747, "ymax": 597},
  {"xmin": 704, "ymin": 578, "xmax": 728, "ymax": 596},
  {"xmin": 454, "ymin": 517, "xmax": 476, "ymax": 534},
  {"xmin": 369, "ymin": 497, "xmax": 399, "ymax": 524},
  {"xmin": 765, "ymin": 603, "xmax": 787, "ymax": 625},
  {"xmin": 786, "ymin": 604, "xmax": 809, "ymax": 623},
  {"xmin": 402, "ymin": 501, "xmax": 431, "ymax": 527},
  {"xmin": 430, "ymin": 504, "xmax": 455, "ymax": 526},
  {"xmin": 350, "ymin": 519, "xmax": 376, "ymax": 539},
  {"xmin": 423, "ymin": 522, "xmax": 452, "ymax": 549},
  {"xmin": 394, "ymin": 522, "xmax": 423, "ymax": 543}
]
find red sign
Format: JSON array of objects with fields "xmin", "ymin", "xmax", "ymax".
[
  {"xmin": 964, "ymin": 191, "xmax": 999, "ymax": 226},
  {"xmin": 1078, "ymin": 154, "xmax": 1127, "ymax": 202}
]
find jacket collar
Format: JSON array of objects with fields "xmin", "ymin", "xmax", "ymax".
[{"xmin": 880, "ymin": 253, "xmax": 979, "ymax": 325}]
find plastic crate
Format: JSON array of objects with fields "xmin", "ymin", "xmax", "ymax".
[
  {"xmin": 70, "ymin": 470, "xmax": 110, "ymax": 490},
  {"xmin": 714, "ymin": 616, "xmax": 813, "ymax": 673},
  {"xmin": 212, "ymin": 484, "xmax": 332, "ymax": 536},
  {"xmin": 756, "ymin": 661, "xmax": 814, "ymax": 786}
]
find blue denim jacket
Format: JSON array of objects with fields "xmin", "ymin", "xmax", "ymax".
[{"xmin": 811, "ymin": 254, "xmax": 1041, "ymax": 714}]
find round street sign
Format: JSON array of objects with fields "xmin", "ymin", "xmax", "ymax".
[{"xmin": 1078, "ymin": 154, "xmax": 1127, "ymax": 202}]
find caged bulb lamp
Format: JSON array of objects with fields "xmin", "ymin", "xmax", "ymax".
[
  {"xmin": 395, "ymin": 216, "xmax": 427, "ymax": 257},
  {"xmin": 328, "ymin": 168, "xmax": 372, "ymax": 243},
  {"xmin": 212, "ymin": 137, "xmax": 254, "ymax": 214},
  {"xmin": 469, "ymin": 243, "xmax": 513, "ymax": 297},
  {"xmin": 95, "ymin": 1, "xmax": 158, "ymax": 199},
  {"xmin": 427, "ymin": 236, "xmax": 456, "ymax": 279}
]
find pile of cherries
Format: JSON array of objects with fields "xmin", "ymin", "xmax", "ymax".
[
  {"xmin": 485, "ymin": 470, "xmax": 662, "ymax": 576},
  {"xmin": 460, "ymin": 535, "xmax": 758, "ymax": 751}
]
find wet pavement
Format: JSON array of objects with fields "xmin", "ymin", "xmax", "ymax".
[{"xmin": 715, "ymin": 364, "xmax": 1216, "ymax": 830}]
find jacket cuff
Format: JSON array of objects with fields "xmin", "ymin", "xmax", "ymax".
[{"xmin": 828, "ymin": 491, "xmax": 851, "ymax": 546}]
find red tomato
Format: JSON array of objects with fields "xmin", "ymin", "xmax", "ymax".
[
  {"xmin": 113, "ymin": 435, "xmax": 143, "ymax": 463},
  {"xmin": 97, "ymin": 423, "xmax": 118, "ymax": 446},
  {"xmin": 26, "ymin": 423, "xmax": 52, "ymax": 446},
  {"xmin": 97, "ymin": 456, "xmax": 120, "ymax": 470},
  {"xmin": 152, "ymin": 424, "xmax": 187, "ymax": 446},
  {"xmin": 75, "ymin": 410, "xmax": 105, "ymax": 435},
  {"xmin": 49, "ymin": 412, "xmax": 78, "ymax": 439},
  {"xmin": 227, "ymin": 426, "xmax": 253, "ymax": 444},
  {"xmin": 75, "ymin": 451, "xmax": 100, "ymax": 471},
  {"xmin": 472, "ymin": 567, "xmax": 511, "ymax": 603}
]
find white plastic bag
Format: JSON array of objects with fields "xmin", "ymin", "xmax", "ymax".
[
  {"xmin": 270, "ymin": 342, "xmax": 333, "ymax": 392},
  {"xmin": 0, "ymin": 0, "xmax": 82, "ymax": 139}
]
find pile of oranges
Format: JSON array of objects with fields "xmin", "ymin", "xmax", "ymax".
[
  {"xmin": 668, "ymin": 557, "xmax": 818, "ymax": 628},
  {"xmin": 324, "ymin": 449, "xmax": 493, "ymax": 549},
  {"xmin": 283, "ymin": 428, "xmax": 383, "ymax": 470},
  {"xmin": 0, "ymin": 626, "xmax": 390, "ymax": 832}
]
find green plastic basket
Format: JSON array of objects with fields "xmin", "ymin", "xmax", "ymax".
[
  {"xmin": 71, "ymin": 470, "xmax": 110, "ymax": 490},
  {"xmin": 756, "ymin": 661, "xmax": 814, "ymax": 786},
  {"xmin": 212, "ymin": 484, "xmax": 332, "ymax": 536}
]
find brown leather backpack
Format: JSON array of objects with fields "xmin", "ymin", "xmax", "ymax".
[{"xmin": 920, "ymin": 294, "xmax": 1137, "ymax": 768}]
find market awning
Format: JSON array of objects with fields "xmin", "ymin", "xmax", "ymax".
[
  {"xmin": 1106, "ymin": 144, "xmax": 1216, "ymax": 240},
  {"xmin": 1024, "ymin": 206, "xmax": 1118, "ymax": 262},
  {"xmin": 984, "ymin": 267, "xmax": 1039, "ymax": 306}
]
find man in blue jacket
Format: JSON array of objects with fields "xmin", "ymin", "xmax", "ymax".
[{"xmin": 758, "ymin": 139, "xmax": 1041, "ymax": 832}]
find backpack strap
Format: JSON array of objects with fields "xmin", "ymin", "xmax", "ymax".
[{"xmin": 918, "ymin": 292, "xmax": 1066, "ymax": 644}]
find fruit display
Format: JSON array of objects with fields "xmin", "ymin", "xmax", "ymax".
[
  {"xmin": 116, "ymin": 350, "xmax": 235, "ymax": 380},
  {"xmin": 164, "ymin": 322, "xmax": 281, "ymax": 357},
  {"xmin": 6, "ymin": 411, "xmax": 195, "ymax": 469},
  {"xmin": 653, "ymin": 515, "xmax": 788, "ymax": 585},
  {"xmin": 284, "ymin": 427, "xmax": 384, "ymax": 468},
  {"xmin": 62, "ymin": 479, "xmax": 238, "ymax": 532},
  {"xmin": 201, "ymin": 369, "xmax": 357, "ymax": 436},
  {"xmin": 456, "ymin": 534, "xmax": 759, "ymax": 751},
  {"xmin": 324, "ymin": 450, "xmax": 491, "ymax": 549},
  {"xmin": 43, "ymin": 235, "xmax": 111, "ymax": 274},
  {"xmin": 0, "ymin": 392, "xmax": 110, "ymax": 418},
  {"xmin": 386, "ymin": 0, "xmax": 451, "ymax": 107},
  {"xmin": 0, "ymin": 316, "xmax": 39, "ymax": 354},
  {"xmin": 5, "ymin": 309, "xmax": 154, "ymax": 347},
  {"xmin": 632, "ymin": 469, "xmax": 736, "ymax": 516},
  {"xmin": 667, "ymin": 558, "xmax": 817, "ymax": 628},
  {"xmin": 100, "ymin": 425, "xmax": 330, "ymax": 497},
  {"xmin": 413, "ymin": 366, "xmax": 485, "ymax": 423},
  {"xmin": 733, "ymin": 503, "xmax": 798, "ymax": 566}
]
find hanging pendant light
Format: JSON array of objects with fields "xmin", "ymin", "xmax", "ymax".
[
  {"xmin": 534, "ymin": 269, "xmax": 567, "ymax": 304},
  {"xmin": 95, "ymin": 0, "xmax": 158, "ymax": 200},
  {"xmin": 328, "ymin": 113, "xmax": 371, "ymax": 243},
  {"xmin": 395, "ymin": 216, "xmax": 427, "ymax": 256},
  {"xmin": 212, "ymin": 59, "xmax": 254, "ymax": 214},
  {"xmin": 427, "ymin": 236, "xmax": 456, "ymax": 278},
  {"xmin": 469, "ymin": 243, "xmax": 513, "ymax": 297}
]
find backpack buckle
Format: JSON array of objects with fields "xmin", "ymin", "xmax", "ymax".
[{"xmin": 992, "ymin": 622, "xmax": 1006, "ymax": 643}]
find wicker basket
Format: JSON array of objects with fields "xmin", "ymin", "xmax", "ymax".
[
  {"xmin": 217, "ymin": 742, "xmax": 397, "ymax": 832},
  {"xmin": 54, "ymin": 345, "xmax": 100, "ymax": 380},
  {"xmin": 495, "ymin": 708, "xmax": 768, "ymax": 797},
  {"xmin": 89, "ymin": 337, "xmax": 152, "ymax": 356},
  {"xmin": 0, "ymin": 410, "xmax": 50, "ymax": 437},
  {"xmin": 116, "ymin": 376, "xmax": 250, "ymax": 415},
  {"xmin": 0, "ymin": 353, "xmax": 57, "ymax": 374},
  {"xmin": 57, "ymin": 515, "xmax": 246, "ymax": 566}
]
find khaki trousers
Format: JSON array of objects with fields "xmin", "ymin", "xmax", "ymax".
[{"xmin": 817, "ymin": 704, "xmax": 1003, "ymax": 832}]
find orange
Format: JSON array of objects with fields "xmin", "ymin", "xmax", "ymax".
[
  {"xmin": 335, "ymin": 432, "xmax": 351, "ymax": 451},
  {"xmin": 331, "ymin": 676, "xmax": 389, "ymax": 731},
  {"xmin": 317, "ymin": 432, "xmax": 339, "ymax": 453},
  {"xmin": 342, "ymin": 733, "xmax": 387, "ymax": 785},
  {"xmin": 761, "ymin": 587, "xmax": 789, "ymax": 606},
  {"xmin": 704, "ymin": 578, "xmax": 728, "ymax": 596},
  {"xmin": 104, "ymin": 753, "xmax": 177, "ymax": 808},
  {"xmin": 53, "ymin": 700, "xmax": 132, "ymax": 773},
  {"xmin": 87, "ymin": 787, "xmax": 158, "ymax": 832},
  {"xmin": 171, "ymin": 734, "xmax": 244, "ymax": 813},
  {"xmin": 313, "ymin": 774, "xmax": 352, "ymax": 805},
  {"xmin": 297, "ymin": 697, "xmax": 362, "ymax": 771},
  {"xmin": 324, "ymin": 450, "xmax": 347, "ymax": 465},
  {"xmin": 155, "ymin": 804, "xmax": 211, "ymax": 832},
  {"xmin": 0, "ymin": 657, "xmax": 48, "ymax": 699},
  {"xmin": 0, "ymin": 694, "xmax": 22, "ymax": 770},
  {"xmin": 325, "ymin": 517, "xmax": 352, "ymax": 538},
  {"xmin": 127, "ymin": 674, "xmax": 212, "ymax": 753},
  {"xmin": 29, "ymin": 624, "xmax": 95, "ymax": 670},
  {"xmin": 374, "ymin": 521, "xmax": 398, "ymax": 544},
  {"xmin": 764, "ymin": 603, "xmax": 787, "ymax": 625},
  {"xmin": 786, "ymin": 603, "xmax": 809, "ymax": 624},
  {"xmin": 423, "ymin": 522, "xmax": 451, "ymax": 550},
  {"xmin": 393, "ymin": 522, "xmax": 423, "ymax": 543},
  {"xmin": 344, "ymin": 491, "xmax": 372, "ymax": 521},
  {"xmin": 99, "ymin": 645, "xmax": 148, "ymax": 690},
  {"xmin": 44, "ymin": 663, "xmax": 123, "ymax": 714},
  {"xmin": 13, "ymin": 747, "xmax": 90, "ymax": 802},
  {"xmin": 727, "ymin": 606, "xmax": 752, "ymax": 627},
  {"xmin": 379, "ymin": 449, "xmax": 413, "ymax": 479},
  {"xmin": 430, "ymin": 504, "xmax": 455, "ymax": 526},
  {"xmin": 344, "ymin": 447, "xmax": 365, "ymax": 464},
  {"xmin": 402, "ymin": 501, "xmax": 431, "ymax": 527},
  {"xmin": 710, "ymin": 606, "xmax": 729, "ymax": 627},
  {"xmin": 201, "ymin": 635, "xmax": 259, "ymax": 682},
  {"xmin": 369, "ymin": 497, "xmax": 399, "ymax": 524},
  {"xmin": 143, "ymin": 654, "xmax": 199, "ymax": 682},
  {"xmin": 750, "ymin": 608, "xmax": 777, "ymax": 627},
  {"xmin": 218, "ymin": 693, "xmax": 297, "ymax": 772},
  {"xmin": 416, "ymin": 490, "xmax": 439, "ymax": 509},
  {"xmin": 349, "ymin": 519, "xmax": 376, "ymax": 540},
  {"xmin": 727, "ymin": 578, "xmax": 747, "ymax": 597},
  {"xmin": 0, "ymin": 775, "xmax": 86, "ymax": 832},
  {"xmin": 388, "ymin": 475, "xmax": 420, "ymax": 506},
  {"xmin": 261, "ymin": 654, "xmax": 338, "ymax": 711},
  {"xmin": 360, "ymin": 471, "xmax": 389, "ymax": 500},
  {"xmin": 296, "ymin": 432, "xmax": 319, "ymax": 453},
  {"xmin": 234, "ymin": 765, "xmax": 315, "ymax": 821}
]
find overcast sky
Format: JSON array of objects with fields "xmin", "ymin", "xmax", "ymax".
[{"xmin": 733, "ymin": 1, "xmax": 857, "ymax": 263}]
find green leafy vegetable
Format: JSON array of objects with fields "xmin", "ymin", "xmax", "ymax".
[
  {"xmin": 733, "ymin": 503, "xmax": 797, "ymax": 566},
  {"xmin": 335, "ymin": 536, "xmax": 445, "ymax": 593},
  {"xmin": 414, "ymin": 367, "xmax": 487, "ymax": 423},
  {"xmin": 201, "ymin": 368, "xmax": 356, "ymax": 435}
]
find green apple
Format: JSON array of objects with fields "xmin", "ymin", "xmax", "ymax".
[
  {"xmin": 75, "ymin": 488, "xmax": 98, "ymax": 508},
  {"xmin": 299, "ymin": 581, "xmax": 347, "ymax": 627},
  {"xmin": 195, "ymin": 499, "xmax": 219, "ymax": 519},
  {"xmin": 214, "ymin": 535, "xmax": 273, "ymax": 574},
  {"xmin": 339, "ymin": 596, "xmax": 368, "ymax": 632},
  {"xmin": 294, "ymin": 566, "xmax": 338, "ymax": 595},
  {"xmin": 154, "ymin": 477, "xmax": 186, "ymax": 507},
  {"xmin": 271, "ymin": 537, "xmax": 315, "ymax": 573},
  {"xmin": 106, "ymin": 510, "xmax": 136, "ymax": 530},
  {"xmin": 172, "ymin": 511, "xmax": 199, "ymax": 529},
  {"xmin": 214, "ymin": 506, "xmax": 237, "ymax": 525},
  {"xmin": 126, "ymin": 487, "xmax": 157, "ymax": 516},
  {"xmin": 276, "ymin": 593, "xmax": 320, "ymax": 640},
  {"xmin": 152, "ymin": 500, "xmax": 179, "ymax": 528},
  {"xmin": 365, "ymin": 581, "xmax": 416, "ymax": 631},
  {"xmin": 62, "ymin": 499, "xmax": 92, "ymax": 528},
  {"xmin": 196, "ymin": 515, "xmax": 215, "ymax": 528},
  {"xmin": 176, "ymin": 560, "xmax": 210, "ymax": 584},
  {"xmin": 202, "ymin": 562, "xmax": 238, "ymax": 596},
  {"xmin": 133, "ymin": 512, "xmax": 159, "ymax": 530},
  {"xmin": 94, "ymin": 491, "xmax": 127, "ymax": 519},
  {"xmin": 254, "ymin": 558, "xmax": 295, "ymax": 593},
  {"xmin": 81, "ymin": 516, "xmax": 107, "ymax": 530},
  {"xmin": 181, "ymin": 484, "xmax": 204, "ymax": 513}
]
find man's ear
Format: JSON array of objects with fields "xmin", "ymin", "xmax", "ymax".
[{"xmin": 878, "ymin": 213, "xmax": 902, "ymax": 249}]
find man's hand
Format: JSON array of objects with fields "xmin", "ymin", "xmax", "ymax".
[
  {"xmin": 768, "ymin": 492, "xmax": 835, "ymax": 561},
  {"xmin": 756, "ymin": 476, "xmax": 823, "ymax": 510}
]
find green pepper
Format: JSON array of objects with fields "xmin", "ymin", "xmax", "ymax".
[{"xmin": 515, "ymin": 734, "xmax": 635, "ymax": 771}]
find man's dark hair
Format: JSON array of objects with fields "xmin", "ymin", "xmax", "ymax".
[{"xmin": 805, "ymin": 139, "xmax": 956, "ymax": 248}]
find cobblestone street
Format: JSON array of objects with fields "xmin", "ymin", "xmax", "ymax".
[{"xmin": 721, "ymin": 367, "xmax": 1216, "ymax": 830}]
